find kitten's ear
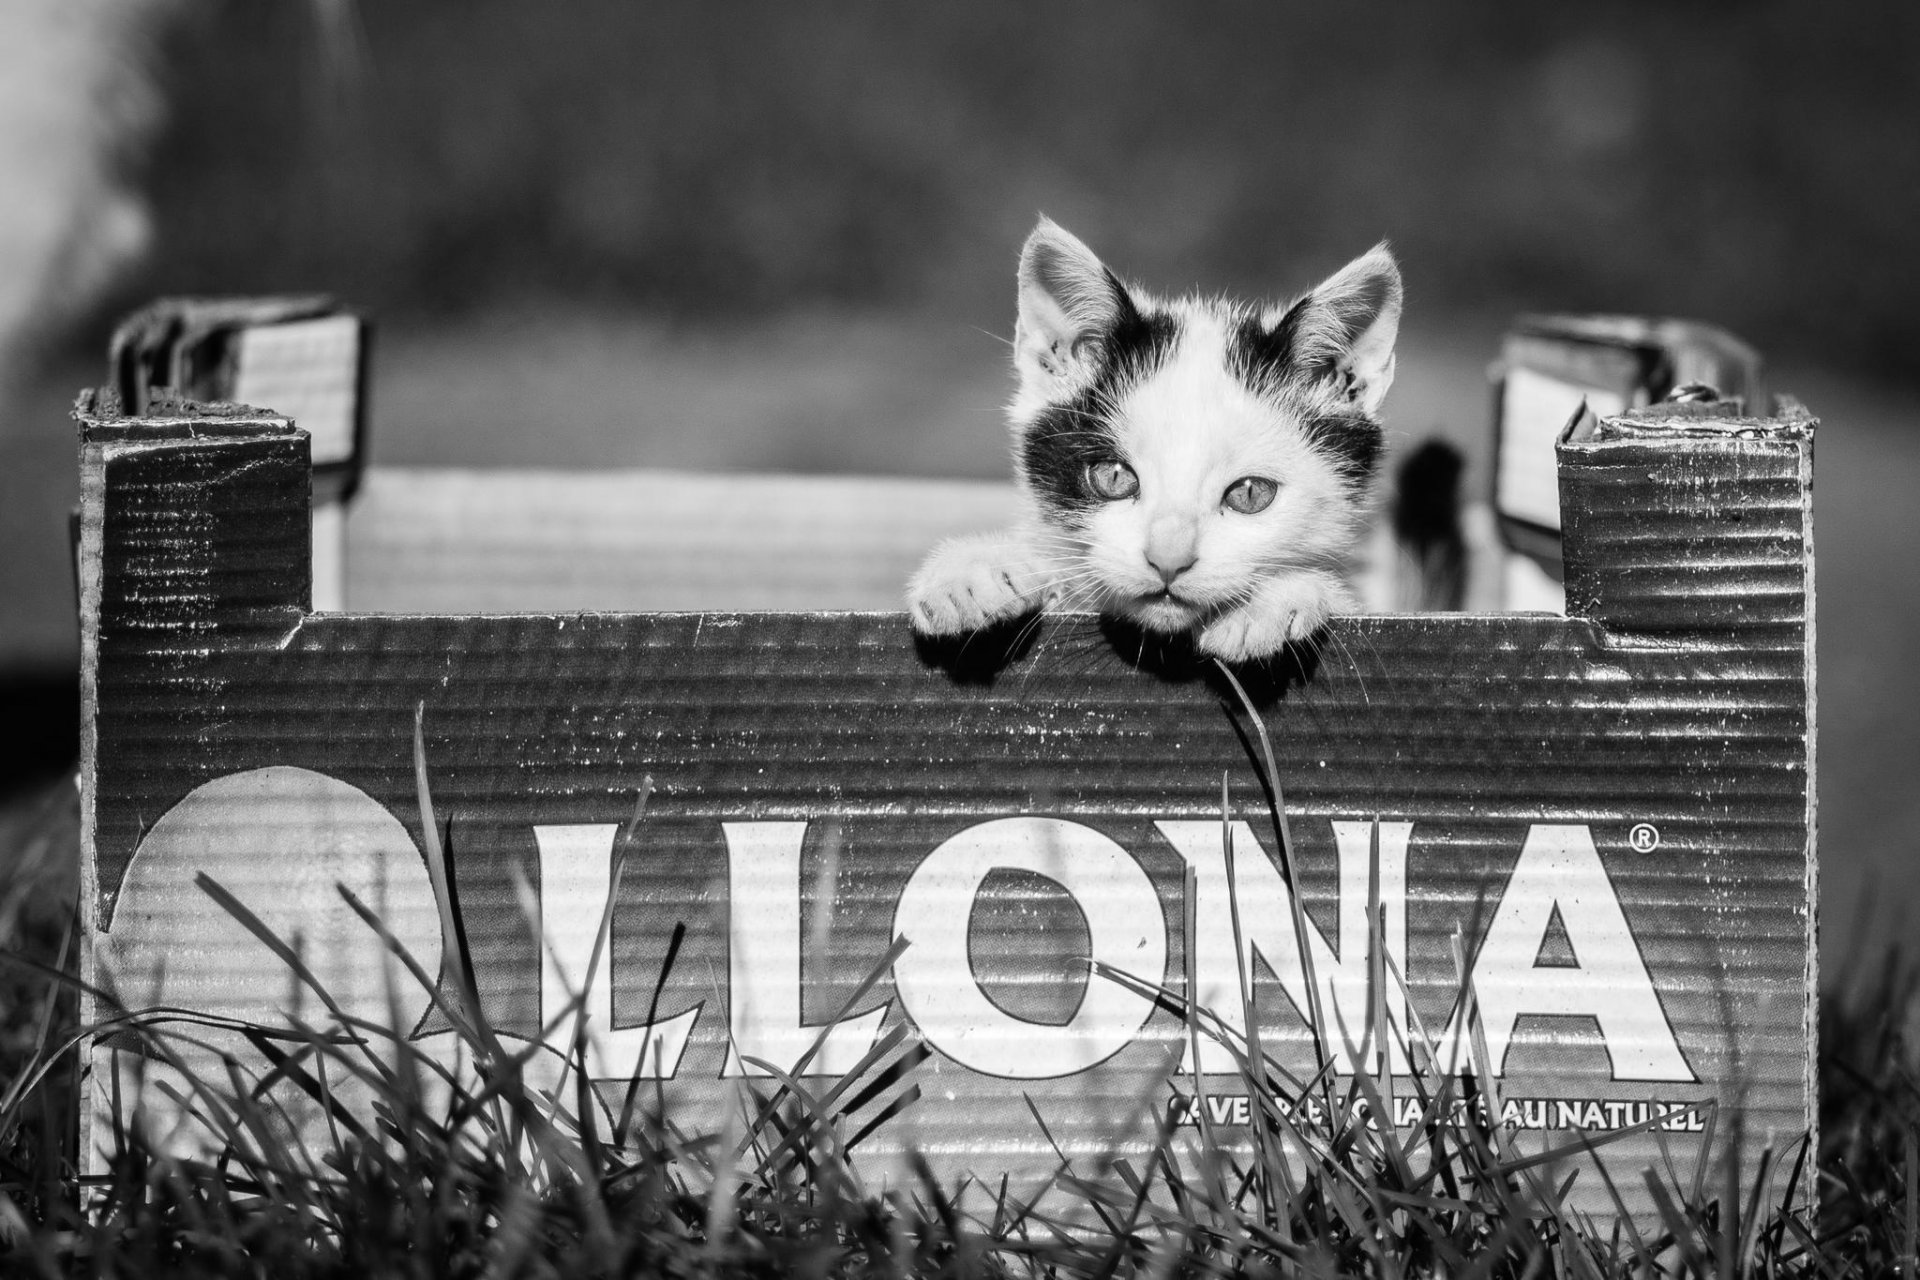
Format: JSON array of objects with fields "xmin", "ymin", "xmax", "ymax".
[
  {"xmin": 1014, "ymin": 217, "xmax": 1131, "ymax": 402},
  {"xmin": 1280, "ymin": 242, "xmax": 1402, "ymax": 414}
]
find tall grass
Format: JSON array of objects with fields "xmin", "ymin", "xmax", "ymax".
[{"xmin": 0, "ymin": 732, "xmax": 1911, "ymax": 1276}]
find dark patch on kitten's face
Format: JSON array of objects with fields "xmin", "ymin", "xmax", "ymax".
[
  {"xmin": 1226, "ymin": 309, "xmax": 1383, "ymax": 488},
  {"xmin": 1297, "ymin": 409, "xmax": 1383, "ymax": 488},
  {"xmin": 1227, "ymin": 303, "xmax": 1300, "ymax": 390},
  {"xmin": 1019, "ymin": 274, "xmax": 1178, "ymax": 517}
]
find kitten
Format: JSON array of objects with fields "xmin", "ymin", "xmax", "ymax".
[{"xmin": 908, "ymin": 217, "xmax": 1402, "ymax": 662}]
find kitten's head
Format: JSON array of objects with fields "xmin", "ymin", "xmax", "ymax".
[{"xmin": 1008, "ymin": 217, "xmax": 1401, "ymax": 635}]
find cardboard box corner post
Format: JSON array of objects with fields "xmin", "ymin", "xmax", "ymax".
[
  {"xmin": 1491, "ymin": 315, "xmax": 1765, "ymax": 611},
  {"xmin": 106, "ymin": 295, "xmax": 370, "ymax": 613},
  {"xmin": 76, "ymin": 391, "xmax": 1815, "ymax": 1226}
]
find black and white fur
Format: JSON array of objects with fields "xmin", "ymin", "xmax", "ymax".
[{"xmin": 908, "ymin": 217, "xmax": 1402, "ymax": 661}]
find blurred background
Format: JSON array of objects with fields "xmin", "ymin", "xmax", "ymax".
[{"xmin": 2, "ymin": 0, "xmax": 1915, "ymax": 970}]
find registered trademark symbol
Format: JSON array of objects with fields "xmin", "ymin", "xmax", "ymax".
[{"xmin": 1628, "ymin": 823, "xmax": 1661, "ymax": 853}]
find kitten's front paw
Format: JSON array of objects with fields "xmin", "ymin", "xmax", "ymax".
[
  {"xmin": 1197, "ymin": 576, "xmax": 1345, "ymax": 662},
  {"xmin": 907, "ymin": 537, "xmax": 1045, "ymax": 635}
]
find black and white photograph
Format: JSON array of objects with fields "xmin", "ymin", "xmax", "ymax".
[{"xmin": 0, "ymin": 3, "xmax": 1914, "ymax": 1273}]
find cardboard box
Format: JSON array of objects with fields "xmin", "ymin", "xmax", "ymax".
[
  {"xmin": 1491, "ymin": 315, "xmax": 1764, "ymax": 611},
  {"xmin": 107, "ymin": 296, "xmax": 369, "ymax": 612},
  {"xmin": 75, "ymin": 381, "xmax": 1815, "ymax": 1223}
]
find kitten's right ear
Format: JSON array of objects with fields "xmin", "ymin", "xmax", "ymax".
[{"xmin": 1014, "ymin": 217, "xmax": 1128, "ymax": 402}]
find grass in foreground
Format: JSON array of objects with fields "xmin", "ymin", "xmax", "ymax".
[{"xmin": 0, "ymin": 745, "xmax": 1913, "ymax": 1278}]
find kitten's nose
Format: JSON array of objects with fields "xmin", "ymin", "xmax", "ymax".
[
  {"xmin": 1145, "ymin": 518, "xmax": 1198, "ymax": 585},
  {"xmin": 1147, "ymin": 552, "xmax": 1195, "ymax": 586}
]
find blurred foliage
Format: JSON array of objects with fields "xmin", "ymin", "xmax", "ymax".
[{"xmin": 121, "ymin": 0, "xmax": 1920, "ymax": 380}]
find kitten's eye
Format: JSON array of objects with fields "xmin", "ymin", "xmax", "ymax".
[
  {"xmin": 1223, "ymin": 476, "xmax": 1278, "ymax": 514},
  {"xmin": 1085, "ymin": 460, "xmax": 1139, "ymax": 501}
]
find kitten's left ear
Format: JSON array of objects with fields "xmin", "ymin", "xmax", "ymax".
[{"xmin": 1283, "ymin": 242, "xmax": 1402, "ymax": 414}]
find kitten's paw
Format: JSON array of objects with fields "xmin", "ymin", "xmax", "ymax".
[
  {"xmin": 907, "ymin": 538, "xmax": 1045, "ymax": 635},
  {"xmin": 1197, "ymin": 577, "xmax": 1344, "ymax": 662}
]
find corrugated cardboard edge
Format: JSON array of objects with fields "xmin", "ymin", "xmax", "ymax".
[
  {"xmin": 74, "ymin": 425, "xmax": 104, "ymax": 1186},
  {"xmin": 1795, "ymin": 396, "xmax": 1819, "ymax": 1211}
]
